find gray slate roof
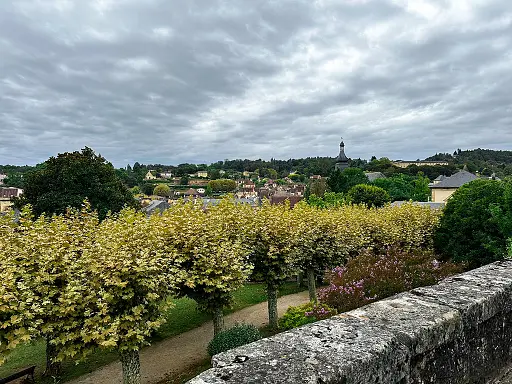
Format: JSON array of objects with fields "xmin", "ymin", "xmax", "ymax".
[
  {"xmin": 142, "ymin": 200, "xmax": 170, "ymax": 215},
  {"xmin": 430, "ymin": 170, "xmax": 477, "ymax": 189}
]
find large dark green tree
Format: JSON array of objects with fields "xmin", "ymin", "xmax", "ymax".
[
  {"xmin": 328, "ymin": 168, "xmax": 369, "ymax": 194},
  {"xmin": 347, "ymin": 184, "xmax": 390, "ymax": 208},
  {"xmin": 434, "ymin": 179, "xmax": 512, "ymax": 268},
  {"xmin": 14, "ymin": 147, "xmax": 138, "ymax": 219},
  {"xmin": 372, "ymin": 174, "xmax": 413, "ymax": 201}
]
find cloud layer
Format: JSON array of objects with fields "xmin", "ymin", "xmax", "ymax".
[{"xmin": 1, "ymin": 0, "xmax": 511, "ymax": 166}]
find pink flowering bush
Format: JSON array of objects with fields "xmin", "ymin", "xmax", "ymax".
[
  {"xmin": 319, "ymin": 247, "xmax": 463, "ymax": 313},
  {"xmin": 304, "ymin": 303, "xmax": 336, "ymax": 320}
]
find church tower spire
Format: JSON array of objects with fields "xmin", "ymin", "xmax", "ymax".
[{"xmin": 335, "ymin": 137, "xmax": 349, "ymax": 171}]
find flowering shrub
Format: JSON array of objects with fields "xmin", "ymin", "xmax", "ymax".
[
  {"xmin": 304, "ymin": 303, "xmax": 336, "ymax": 320},
  {"xmin": 319, "ymin": 247, "xmax": 464, "ymax": 313}
]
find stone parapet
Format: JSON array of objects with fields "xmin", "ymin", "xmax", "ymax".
[{"xmin": 188, "ymin": 261, "xmax": 512, "ymax": 383}]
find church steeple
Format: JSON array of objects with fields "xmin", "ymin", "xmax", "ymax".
[{"xmin": 335, "ymin": 137, "xmax": 349, "ymax": 171}]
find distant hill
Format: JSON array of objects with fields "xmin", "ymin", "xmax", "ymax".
[{"xmin": 425, "ymin": 148, "xmax": 512, "ymax": 177}]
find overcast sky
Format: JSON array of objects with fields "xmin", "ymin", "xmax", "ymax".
[{"xmin": 1, "ymin": 0, "xmax": 511, "ymax": 167}]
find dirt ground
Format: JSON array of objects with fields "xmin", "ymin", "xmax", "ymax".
[{"xmin": 69, "ymin": 291, "xmax": 310, "ymax": 384}]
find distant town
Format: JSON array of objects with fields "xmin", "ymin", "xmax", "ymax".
[{"xmin": 1, "ymin": 141, "xmax": 511, "ymax": 215}]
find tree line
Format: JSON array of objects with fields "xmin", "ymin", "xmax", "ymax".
[{"xmin": 6, "ymin": 148, "xmax": 512, "ymax": 190}]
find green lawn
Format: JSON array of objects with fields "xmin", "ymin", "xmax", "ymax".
[{"xmin": 0, "ymin": 282, "xmax": 305, "ymax": 383}]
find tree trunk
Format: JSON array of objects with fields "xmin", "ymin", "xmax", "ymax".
[
  {"xmin": 120, "ymin": 350, "xmax": 141, "ymax": 384},
  {"xmin": 212, "ymin": 306, "xmax": 225, "ymax": 336},
  {"xmin": 43, "ymin": 337, "xmax": 62, "ymax": 378},
  {"xmin": 307, "ymin": 268, "xmax": 317, "ymax": 303},
  {"xmin": 296, "ymin": 272, "xmax": 304, "ymax": 288},
  {"xmin": 267, "ymin": 286, "xmax": 279, "ymax": 330}
]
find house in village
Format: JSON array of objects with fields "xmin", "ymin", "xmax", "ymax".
[
  {"xmin": 193, "ymin": 171, "xmax": 208, "ymax": 178},
  {"xmin": 429, "ymin": 168, "xmax": 478, "ymax": 203},
  {"xmin": 182, "ymin": 188, "xmax": 202, "ymax": 199},
  {"xmin": 270, "ymin": 191, "xmax": 303, "ymax": 208},
  {"xmin": 392, "ymin": 160, "xmax": 449, "ymax": 168},
  {"xmin": 0, "ymin": 173, "xmax": 7, "ymax": 185},
  {"xmin": 241, "ymin": 180, "xmax": 257, "ymax": 196},
  {"xmin": 144, "ymin": 171, "xmax": 157, "ymax": 180},
  {"xmin": 0, "ymin": 187, "xmax": 23, "ymax": 212}
]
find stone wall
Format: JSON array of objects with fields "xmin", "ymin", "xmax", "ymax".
[{"xmin": 188, "ymin": 261, "xmax": 512, "ymax": 384}]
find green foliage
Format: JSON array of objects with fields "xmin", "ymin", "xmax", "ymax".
[
  {"xmin": 153, "ymin": 183, "xmax": 171, "ymax": 197},
  {"xmin": 366, "ymin": 157, "xmax": 394, "ymax": 173},
  {"xmin": 411, "ymin": 173, "xmax": 431, "ymax": 201},
  {"xmin": 372, "ymin": 174, "xmax": 413, "ymax": 201},
  {"xmin": 2, "ymin": 172, "xmax": 26, "ymax": 188},
  {"xmin": 115, "ymin": 168, "xmax": 139, "ymax": 188},
  {"xmin": 140, "ymin": 183, "xmax": 155, "ymax": 196},
  {"xmin": 427, "ymin": 148, "xmax": 512, "ymax": 178},
  {"xmin": 130, "ymin": 186, "xmax": 141, "ymax": 195},
  {"xmin": 161, "ymin": 199, "xmax": 253, "ymax": 315},
  {"xmin": 366, "ymin": 157, "xmax": 457, "ymax": 180},
  {"xmin": 306, "ymin": 194, "xmax": 324, "ymax": 208},
  {"xmin": 322, "ymin": 192, "xmax": 345, "ymax": 207},
  {"xmin": 0, "ymin": 210, "xmax": 38, "ymax": 364},
  {"xmin": 290, "ymin": 203, "xmax": 348, "ymax": 275},
  {"xmin": 208, "ymin": 179, "xmax": 237, "ymax": 193},
  {"xmin": 247, "ymin": 201, "xmax": 296, "ymax": 290},
  {"xmin": 328, "ymin": 168, "xmax": 369, "ymax": 194},
  {"xmin": 307, "ymin": 192, "xmax": 345, "ymax": 208},
  {"xmin": 0, "ymin": 204, "xmax": 102, "ymax": 369},
  {"xmin": 308, "ymin": 178, "xmax": 328, "ymax": 198},
  {"xmin": 279, "ymin": 303, "xmax": 316, "ymax": 330},
  {"xmin": 180, "ymin": 176, "xmax": 189, "ymax": 185},
  {"xmin": 347, "ymin": 184, "xmax": 390, "ymax": 208},
  {"xmin": 207, "ymin": 324, "xmax": 261, "ymax": 357},
  {"xmin": 289, "ymin": 173, "xmax": 305, "ymax": 182},
  {"xmin": 434, "ymin": 180, "xmax": 512, "ymax": 268},
  {"xmin": 209, "ymin": 169, "xmax": 221, "ymax": 180},
  {"xmin": 14, "ymin": 147, "xmax": 138, "ymax": 220},
  {"xmin": 370, "ymin": 173, "xmax": 430, "ymax": 202}
]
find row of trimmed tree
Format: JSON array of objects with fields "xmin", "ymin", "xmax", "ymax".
[{"xmin": 0, "ymin": 200, "xmax": 440, "ymax": 384}]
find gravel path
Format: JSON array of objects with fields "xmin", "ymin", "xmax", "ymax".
[{"xmin": 69, "ymin": 291, "xmax": 310, "ymax": 384}]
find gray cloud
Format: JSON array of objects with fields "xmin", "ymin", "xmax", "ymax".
[{"xmin": 1, "ymin": 0, "xmax": 511, "ymax": 167}]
